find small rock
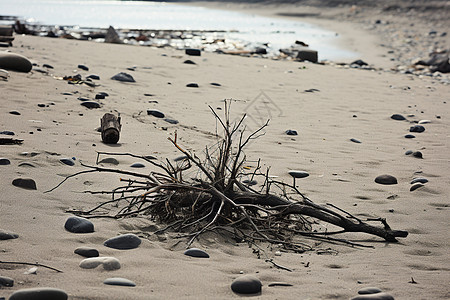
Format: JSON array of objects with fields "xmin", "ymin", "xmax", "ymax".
[
  {"xmin": 147, "ymin": 109, "xmax": 165, "ymax": 118},
  {"xmin": 374, "ymin": 175, "xmax": 398, "ymax": 185},
  {"xmin": 37, "ymin": 103, "xmax": 46, "ymax": 107},
  {"xmin": 350, "ymin": 138, "xmax": 361, "ymax": 143},
  {"xmin": 60, "ymin": 158, "xmax": 75, "ymax": 166},
  {"xmin": 0, "ymin": 158, "xmax": 11, "ymax": 165},
  {"xmin": 74, "ymin": 246, "xmax": 99, "ymax": 258},
  {"xmin": 77, "ymin": 97, "xmax": 89, "ymax": 102},
  {"xmin": 210, "ymin": 82, "xmax": 222, "ymax": 86},
  {"xmin": 43, "ymin": 64, "xmax": 54, "ymax": 69},
  {"xmin": 410, "ymin": 183, "xmax": 424, "ymax": 192},
  {"xmin": 184, "ymin": 248, "xmax": 209, "ymax": 258},
  {"xmin": 104, "ymin": 277, "xmax": 136, "ymax": 287},
  {"xmin": 0, "ymin": 276, "xmax": 14, "ymax": 287},
  {"xmin": 12, "ymin": 178, "xmax": 37, "ymax": 190},
  {"xmin": 358, "ymin": 287, "xmax": 383, "ymax": 294},
  {"xmin": 9, "ymin": 287, "xmax": 68, "ymax": 300},
  {"xmin": 79, "ymin": 257, "xmax": 121, "ymax": 270},
  {"xmin": 86, "ymin": 74, "xmax": 100, "ymax": 80},
  {"xmin": 9, "ymin": 110, "xmax": 21, "ymax": 115},
  {"xmin": 78, "ymin": 64, "xmax": 89, "ymax": 71},
  {"xmin": 95, "ymin": 93, "xmax": 106, "ymax": 99},
  {"xmin": 231, "ymin": 275, "xmax": 262, "ymax": 294},
  {"xmin": 0, "ymin": 229, "xmax": 19, "ymax": 240},
  {"xmin": 288, "ymin": 170, "xmax": 309, "ymax": 178},
  {"xmin": 412, "ymin": 151, "xmax": 423, "ymax": 159},
  {"xmin": 98, "ymin": 157, "xmax": 119, "ymax": 165},
  {"xmin": 64, "ymin": 216, "xmax": 94, "ymax": 233},
  {"xmin": 285, "ymin": 129, "xmax": 298, "ymax": 135},
  {"xmin": 183, "ymin": 60, "xmax": 196, "ymax": 65},
  {"xmin": 0, "ymin": 130, "xmax": 15, "ymax": 135},
  {"xmin": 130, "ymin": 162, "xmax": 145, "ymax": 168},
  {"xmin": 410, "ymin": 178, "xmax": 428, "ymax": 184},
  {"xmin": 404, "ymin": 150, "xmax": 413, "ymax": 155},
  {"xmin": 81, "ymin": 101, "xmax": 101, "ymax": 109},
  {"xmin": 185, "ymin": 48, "xmax": 201, "ymax": 56},
  {"xmin": 351, "ymin": 59, "xmax": 368, "ymax": 66},
  {"xmin": 104, "ymin": 233, "xmax": 141, "ymax": 250},
  {"xmin": 418, "ymin": 120, "xmax": 431, "ymax": 124},
  {"xmin": 297, "ymin": 48, "xmax": 318, "ymax": 63},
  {"xmin": 186, "ymin": 83, "xmax": 199, "ymax": 88},
  {"xmin": 0, "ymin": 52, "xmax": 33, "ymax": 72},
  {"xmin": 350, "ymin": 292, "xmax": 394, "ymax": 300},
  {"xmin": 164, "ymin": 118, "xmax": 179, "ymax": 124},
  {"xmin": 410, "ymin": 125, "xmax": 425, "ymax": 133},
  {"xmin": 391, "ymin": 114, "xmax": 406, "ymax": 121},
  {"xmin": 405, "ymin": 134, "xmax": 415, "ymax": 139},
  {"xmin": 111, "ymin": 72, "xmax": 135, "ymax": 82}
]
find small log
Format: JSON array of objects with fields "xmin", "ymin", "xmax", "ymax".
[{"xmin": 101, "ymin": 113, "xmax": 121, "ymax": 144}]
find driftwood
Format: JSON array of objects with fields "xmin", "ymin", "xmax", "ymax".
[
  {"xmin": 49, "ymin": 101, "xmax": 407, "ymax": 254},
  {"xmin": 101, "ymin": 113, "xmax": 121, "ymax": 144}
]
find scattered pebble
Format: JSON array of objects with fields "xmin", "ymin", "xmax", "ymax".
[
  {"xmin": 374, "ymin": 175, "xmax": 398, "ymax": 185},
  {"xmin": 412, "ymin": 151, "xmax": 423, "ymax": 159},
  {"xmin": 210, "ymin": 82, "xmax": 222, "ymax": 86},
  {"xmin": 78, "ymin": 64, "xmax": 89, "ymax": 71},
  {"xmin": 231, "ymin": 275, "xmax": 262, "ymax": 294},
  {"xmin": 104, "ymin": 277, "xmax": 136, "ymax": 287},
  {"xmin": 74, "ymin": 246, "xmax": 99, "ymax": 258},
  {"xmin": 358, "ymin": 287, "xmax": 383, "ymax": 294},
  {"xmin": 391, "ymin": 114, "xmax": 406, "ymax": 121},
  {"xmin": 350, "ymin": 292, "xmax": 394, "ymax": 300},
  {"xmin": 0, "ymin": 158, "xmax": 11, "ymax": 165},
  {"xmin": 350, "ymin": 138, "xmax": 362, "ymax": 143},
  {"xmin": 183, "ymin": 59, "xmax": 196, "ymax": 64},
  {"xmin": 288, "ymin": 170, "xmax": 309, "ymax": 178},
  {"xmin": 404, "ymin": 134, "xmax": 415, "ymax": 139},
  {"xmin": 147, "ymin": 109, "xmax": 165, "ymax": 118},
  {"xmin": 111, "ymin": 72, "xmax": 135, "ymax": 82},
  {"xmin": 95, "ymin": 93, "xmax": 106, "ymax": 99},
  {"xmin": 0, "ymin": 229, "xmax": 18, "ymax": 240},
  {"xmin": 12, "ymin": 178, "xmax": 37, "ymax": 190},
  {"xmin": 164, "ymin": 118, "xmax": 179, "ymax": 124},
  {"xmin": 0, "ymin": 276, "xmax": 14, "ymax": 287},
  {"xmin": 186, "ymin": 83, "xmax": 199, "ymax": 88},
  {"xmin": 98, "ymin": 157, "xmax": 119, "ymax": 165},
  {"xmin": 81, "ymin": 101, "xmax": 101, "ymax": 109},
  {"xmin": 9, "ymin": 110, "xmax": 21, "ymax": 115},
  {"xmin": 268, "ymin": 282, "xmax": 293, "ymax": 287},
  {"xmin": 8, "ymin": 288, "xmax": 68, "ymax": 300},
  {"xmin": 104, "ymin": 233, "xmax": 142, "ymax": 250},
  {"xmin": 410, "ymin": 183, "xmax": 424, "ymax": 192},
  {"xmin": 130, "ymin": 162, "xmax": 145, "ymax": 168},
  {"xmin": 185, "ymin": 48, "xmax": 201, "ymax": 56},
  {"xmin": 404, "ymin": 150, "xmax": 413, "ymax": 155},
  {"xmin": 0, "ymin": 130, "xmax": 15, "ymax": 135},
  {"xmin": 60, "ymin": 158, "xmax": 75, "ymax": 166},
  {"xmin": 410, "ymin": 125, "xmax": 425, "ymax": 133},
  {"xmin": 64, "ymin": 216, "xmax": 94, "ymax": 233},
  {"xmin": 184, "ymin": 248, "xmax": 210, "ymax": 258},
  {"xmin": 86, "ymin": 74, "xmax": 100, "ymax": 80},
  {"xmin": 410, "ymin": 178, "xmax": 428, "ymax": 184},
  {"xmin": 79, "ymin": 257, "xmax": 121, "ymax": 270},
  {"xmin": 285, "ymin": 129, "xmax": 298, "ymax": 135}
]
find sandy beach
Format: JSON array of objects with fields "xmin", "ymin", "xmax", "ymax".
[{"xmin": 1, "ymin": 1, "xmax": 449, "ymax": 299}]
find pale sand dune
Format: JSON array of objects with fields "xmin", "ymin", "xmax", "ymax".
[{"xmin": 0, "ymin": 14, "xmax": 449, "ymax": 300}]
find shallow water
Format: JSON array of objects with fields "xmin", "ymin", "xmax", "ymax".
[{"xmin": 0, "ymin": 0, "xmax": 357, "ymax": 60}]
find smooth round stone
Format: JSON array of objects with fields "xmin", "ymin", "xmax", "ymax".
[
  {"xmin": 184, "ymin": 248, "xmax": 209, "ymax": 258},
  {"xmin": 391, "ymin": 114, "xmax": 406, "ymax": 121},
  {"xmin": 0, "ymin": 275, "xmax": 14, "ymax": 287},
  {"xmin": 98, "ymin": 157, "xmax": 119, "ymax": 165},
  {"xmin": 164, "ymin": 118, "xmax": 179, "ymax": 124},
  {"xmin": 12, "ymin": 178, "xmax": 37, "ymax": 190},
  {"xmin": 130, "ymin": 162, "xmax": 145, "ymax": 168},
  {"xmin": 104, "ymin": 277, "xmax": 136, "ymax": 287},
  {"xmin": 374, "ymin": 175, "xmax": 398, "ymax": 185},
  {"xmin": 104, "ymin": 233, "xmax": 141, "ymax": 250},
  {"xmin": 410, "ymin": 183, "xmax": 424, "ymax": 192},
  {"xmin": 288, "ymin": 170, "xmax": 310, "ymax": 179},
  {"xmin": 9, "ymin": 110, "xmax": 21, "ymax": 115},
  {"xmin": 0, "ymin": 229, "xmax": 19, "ymax": 240},
  {"xmin": 410, "ymin": 125, "xmax": 425, "ymax": 133},
  {"xmin": 186, "ymin": 83, "xmax": 199, "ymax": 88},
  {"xmin": 231, "ymin": 275, "xmax": 262, "ymax": 294},
  {"xmin": 111, "ymin": 72, "xmax": 135, "ymax": 82},
  {"xmin": 418, "ymin": 120, "xmax": 431, "ymax": 124},
  {"xmin": 60, "ymin": 158, "xmax": 75, "ymax": 166},
  {"xmin": 74, "ymin": 246, "xmax": 99, "ymax": 258},
  {"xmin": 411, "ymin": 177, "xmax": 428, "ymax": 184},
  {"xmin": 64, "ymin": 216, "xmax": 94, "ymax": 233},
  {"xmin": 78, "ymin": 64, "xmax": 89, "ymax": 71},
  {"xmin": 412, "ymin": 151, "xmax": 423, "ymax": 158},
  {"xmin": 0, "ymin": 158, "xmax": 11, "ymax": 165},
  {"xmin": 405, "ymin": 134, "xmax": 416, "ymax": 139},
  {"xmin": 81, "ymin": 101, "xmax": 101, "ymax": 109},
  {"xmin": 0, "ymin": 52, "xmax": 33, "ymax": 72},
  {"xmin": 147, "ymin": 109, "xmax": 165, "ymax": 118},
  {"xmin": 9, "ymin": 287, "xmax": 68, "ymax": 300},
  {"xmin": 358, "ymin": 287, "xmax": 383, "ymax": 294},
  {"xmin": 404, "ymin": 150, "xmax": 413, "ymax": 155},
  {"xmin": 350, "ymin": 292, "xmax": 394, "ymax": 300},
  {"xmin": 350, "ymin": 138, "xmax": 362, "ymax": 143},
  {"xmin": 285, "ymin": 129, "xmax": 298, "ymax": 135},
  {"xmin": 79, "ymin": 257, "xmax": 121, "ymax": 270}
]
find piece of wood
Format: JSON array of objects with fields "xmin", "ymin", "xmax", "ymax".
[{"xmin": 101, "ymin": 113, "xmax": 121, "ymax": 144}]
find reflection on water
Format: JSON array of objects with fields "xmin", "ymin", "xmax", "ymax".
[{"xmin": 0, "ymin": 0, "xmax": 357, "ymax": 60}]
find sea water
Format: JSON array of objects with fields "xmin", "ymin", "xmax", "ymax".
[{"xmin": 0, "ymin": 0, "xmax": 356, "ymax": 60}]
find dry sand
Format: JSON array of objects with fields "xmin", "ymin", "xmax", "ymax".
[{"xmin": 1, "ymin": 2, "xmax": 450, "ymax": 300}]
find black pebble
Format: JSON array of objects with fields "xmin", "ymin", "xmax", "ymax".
[
  {"xmin": 410, "ymin": 125, "xmax": 425, "ymax": 133},
  {"xmin": 412, "ymin": 151, "xmax": 423, "ymax": 158},
  {"xmin": 405, "ymin": 134, "xmax": 416, "ymax": 138},
  {"xmin": 164, "ymin": 118, "xmax": 179, "ymax": 124},
  {"xmin": 210, "ymin": 82, "xmax": 221, "ymax": 86},
  {"xmin": 391, "ymin": 114, "xmax": 406, "ymax": 121},
  {"xmin": 43, "ymin": 64, "xmax": 54, "ymax": 69},
  {"xmin": 64, "ymin": 216, "xmax": 94, "ymax": 233},
  {"xmin": 12, "ymin": 178, "xmax": 37, "ymax": 190},
  {"xmin": 186, "ymin": 83, "xmax": 199, "ymax": 88},
  {"xmin": 95, "ymin": 93, "xmax": 106, "ymax": 99},
  {"xmin": 111, "ymin": 72, "xmax": 135, "ymax": 82},
  {"xmin": 9, "ymin": 111, "xmax": 21, "ymax": 115},
  {"xmin": 81, "ymin": 101, "xmax": 101, "ymax": 109},
  {"xmin": 147, "ymin": 109, "xmax": 165, "ymax": 118},
  {"xmin": 86, "ymin": 74, "xmax": 100, "ymax": 80},
  {"xmin": 0, "ymin": 158, "xmax": 11, "ymax": 165},
  {"xmin": 0, "ymin": 131, "xmax": 15, "ymax": 135},
  {"xmin": 285, "ymin": 130, "xmax": 298, "ymax": 136},
  {"xmin": 183, "ymin": 60, "xmax": 196, "ymax": 65},
  {"xmin": 78, "ymin": 64, "xmax": 89, "ymax": 71},
  {"xmin": 185, "ymin": 48, "xmax": 201, "ymax": 56}
]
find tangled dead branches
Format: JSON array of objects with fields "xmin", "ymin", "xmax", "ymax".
[{"xmin": 48, "ymin": 101, "xmax": 407, "ymax": 253}]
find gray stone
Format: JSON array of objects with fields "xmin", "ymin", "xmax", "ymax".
[
  {"xmin": 98, "ymin": 157, "xmax": 119, "ymax": 165},
  {"xmin": 0, "ymin": 157, "xmax": 11, "ymax": 165},
  {"xmin": 78, "ymin": 64, "xmax": 89, "ymax": 71},
  {"xmin": 130, "ymin": 163, "xmax": 145, "ymax": 168},
  {"xmin": 60, "ymin": 158, "xmax": 75, "ymax": 166},
  {"xmin": 12, "ymin": 178, "xmax": 37, "ymax": 190},
  {"xmin": 164, "ymin": 118, "xmax": 179, "ymax": 124},
  {"xmin": 105, "ymin": 26, "xmax": 122, "ymax": 44},
  {"xmin": 288, "ymin": 170, "xmax": 309, "ymax": 178},
  {"xmin": 87, "ymin": 74, "xmax": 100, "ymax": 80},
  {"xmin": 411, "ymin": 177, "xmax": 428, "ymax": 184},
  {"xmin": 79, "ymin": 257, "xmax": 121, "ymax": 270},
  {"xmin": 410, "ymin": 183, "xmax": 424, "ymax": 192},
  {"xmin": 111, "ymin": 72, "xmax": 135, "ymax": 82},
  {"xmin": 0, "ymin": 229, "xmax": 19, "ymax": 240},
  {"xmin": 391, "ymin": 114, "xmax": 406, "ymax": 121},
  {"xmin": 9, "ymin": 287, "xmax": 68, "ymax": 300},
  {"xmin": 185, "ymin": 48, "xmax": 201, "ymax": 56},
  {"xmin": 410, "ymin": 125, "xmax": 425, "ymax": 133},
  {"xmin": 231, "ymin": 275, "xmax": 262, "ymax": 294},
  {"xmin": 104, "ymin": 233, "xmax": 141, "ymax": 250},
  {"xmin": 0, "ymin": 275, "xmax": 14, "ymax": 287},
  {"xmin": 350, "ymin": 138, "xmax": 362, "ymax": 143},
  {"xmin": 74, "ymin": 246, "xmax": 99, "ymax": 258},
  {"xmin": 184, "ymin": 248, "xmax": 209, "ymax": 258},
  {"xmin": 296, "ymin": 48, "xmax": 318, "ymax": 63},
  {"xmin": 375, "ymin": 175, "xmax": 398, "ymax": 185},
  {"xmin": 0, "ymin": 52, "xmax": 33, "ymax": 73},
  {"xmin": 405, "ymin": 134, "xmax": 415, "ymax": 139},
  {"xmin": 285, "ymin": 129, "xmax": 298, "ymax": 135},
  {"xmin": 358, "ymin": 287, "xmax": 383, "ymax": 294},
  {"xmin": 104, "ymin": 277, "xmax": 136, "ymax": 287},
  {"xmin": 350, "ymin": 292, "xmax": 394, "ymax": 300},
  {"xmin": 147, "ymin": 109, "xmax": 165, "ymax": 118},
  {"xmin": 81, "ymin": 101, "xmax": 101, "ymax": 109},
  {"xmin": 0, "ymin": 130, "xmax": 15, "ymax": 135},
  {"xmin": 404, "ymin": 150, "xmax": 413, "ymax": 155},
  {"xmin": 412, "ymin": 151, "xmax": 423, "ymax": 158},
  {"xmin": 64, "ymin": 216, "xmax": 94, "ymax": 233},
  {"xmin": 9, "ymin": 110, "xmax": 21, "ymax": 115}
]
